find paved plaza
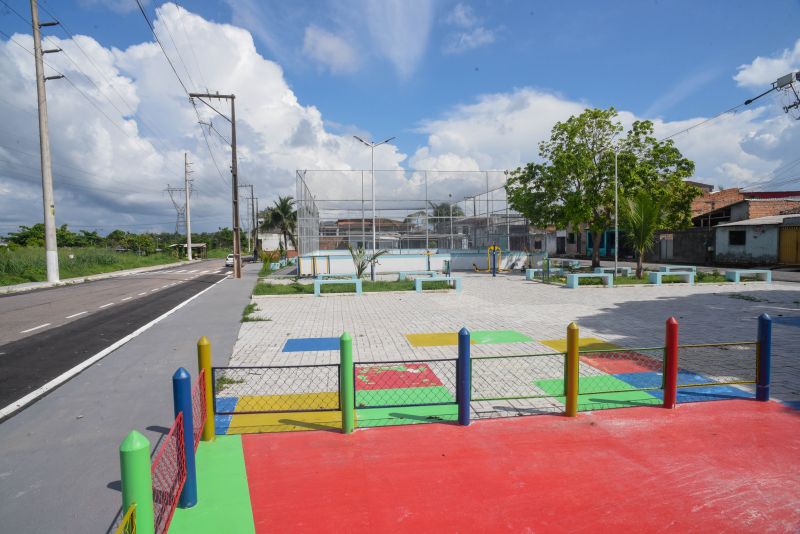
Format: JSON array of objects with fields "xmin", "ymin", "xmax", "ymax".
[{"xmin": 227, "ymin": 273, "xmax": 800, "ymax": 413}]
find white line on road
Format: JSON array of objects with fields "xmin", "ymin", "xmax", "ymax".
[
  {"xmin": 20, "ymin": 323, "xmax": 51, "ymax": 334},
  {"xmin": 65, "ymin": 311, "xmax": 87, "ymax": 319},
  {"xmin": 121, "ymin": 296, "xmax": 133, "ymax": 301},
  {"xmin": 150, "ymin": 288, "xmax": 159, "ymax": 292},
  {"xmin": 161, "ymin": 285, "xmax": 169, "ymax": 289},
  {"xmin": 99, "ymin": 303, "xmax": 114, "ymax": 309},
  {"xmin": 0, "ymin": 275, "xmax": 229, "ymax": 420},
  {"xmin": 187, "ymin": 269, "xmax": 198, "ymax": 273}
]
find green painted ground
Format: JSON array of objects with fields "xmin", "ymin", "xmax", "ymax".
[
  {"xmin": 169, "ymin": 436, "xmax": 255, "ymax": 534},
  {"xmin": 356, "ymin": 404, "xmax": 458, "ymax": 428},
  {"xmin": 472, "ymin": 330, "xmax": 533, "ymax": 344},
  {"xmin": 536, "ymin": 376, "xmax": 661, "ymax": 411},
  {"xmin": 355, "ymin": 386, "xmax": 455, "ymax": 408}
]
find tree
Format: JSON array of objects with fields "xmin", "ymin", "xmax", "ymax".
[
  {"xmin": 506, "ymin": 108, "xmax": 697, "ymax": 267},
  {"xmin": 620, "ymin": 191, "xmax": 661, "ymax": 278},
  {"xmin": 260, "ymin": 196, "xmax": 297, "ymax": 258},
  {"xmin": 7, "ymin": 224, "xmax": 45, "ymax": 246},
  {"xmin": 347, "ymin": 243, "xmax": 388, "ymax": 278}
]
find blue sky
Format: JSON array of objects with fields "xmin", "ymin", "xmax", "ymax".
[{"xmin": 0, "ymin": 0, "xmax": 799, "ymax": 232}]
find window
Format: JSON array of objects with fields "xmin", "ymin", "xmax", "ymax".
[
  {"xmin": 567, "ymin": 232, "xmax": 576, "ymax": 244},
  {"xmin": 534, "ymin": 240, "xmax": 542, "ymax": 250},
  {"xmin": 728, "ymin": 230, "xmax": 746, "ymax": 246}
]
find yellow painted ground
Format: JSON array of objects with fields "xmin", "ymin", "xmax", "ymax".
[
  {"xmin": 539, "ymin": 337, "xmax": 620, "ymax": 352},
  {"xmin": 406, "ymin": 332, "xmax": 473, "ymax": 347},
  {"xmin": 228, "ymin": 410, "xmax": 350, "ymax": 434},
  {"xmin": 234, "ymin": 392, "xmax": 339, "ymax": 412}
]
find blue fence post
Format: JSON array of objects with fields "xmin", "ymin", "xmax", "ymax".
[
  {"xmin": 457, "ymin": 327, "xmax": 471, "ymax": 426},
  {"xmin": 172, "ymin": 367, "xmax": 197, "ymax": 507},
  {"xmin": 756, "ymin": 313, "xmax": 772, "ymax": 402}
]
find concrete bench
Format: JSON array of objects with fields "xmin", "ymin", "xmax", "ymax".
[
  {"xmin": 566, "ymin": 273, "xmax": 613, "ymax": 289},
  {"xmin": 316, "ymin": 273, "xmax": 358, "ymax": 280},
  {"xmin": 549, "ymin": 259, "xmax": 582, "ymax": 269},
  {"xmin": 313, "ymin": 278, "xmax": 362, "ymax": 296},
  {"xmin": 647, "ymin": 271, "xmax": 694, "ymax": 285},
  {"xmin": 725, "ymin": 269, "xmax": 772, "ymax": 283},
  {"xmin": 415, "ymin": 276, "xmax": 462, "ymax": 293},
  {"xmin": 525, "ymin": 267, "xmax": 564, "ymax": 280},
  {"xmin": 398, "ymin": 270, "xmax": 437, "ymax": 281},
  {"xmin": 659, "ymin": 265, "xmax": 697, "ymax": 273},
  {"xmin": 594, "ymin": 266, "xmax": 632, "ymax": 277}
]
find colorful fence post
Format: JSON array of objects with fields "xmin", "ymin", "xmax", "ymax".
[
  {"xmin": 197, "ymin": 336, "xmax": 215, "ymax": 442},
  {"xmin": 565, "ymin": 322, "xmax": 579, "ymax": 417},
  {"xmin": 172, "ymin": 368, "xmax": 197, "ymax": 508},
  {"xmin": 757, "ymin": 313, "xmax": 772, "ymax": 402},
  {"xmin": 457, "ymin": 327, "xmax": 471, "ymax": 426},
  {"xmin": 340, "ymin": 332, "xmax": 355, "ymax": 434},
  {"xmin": 119, "ymin": 430, "xmax": 155, "ymax": 534},
  {"xmin": 663, "ymin": 317, "xmax": 679, "ymax": 409}
]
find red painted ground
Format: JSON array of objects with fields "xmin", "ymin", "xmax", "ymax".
[
  {"xmin": 242, "ymin": 400, "xmax": 800, "ymax": 532},
  {"xmin": 580, "ymin": 350, "xmax": 662, "ymax": 374},
  {"xmin": 355, "ymin": 363, "xmax": 443, "ymax": 390}
]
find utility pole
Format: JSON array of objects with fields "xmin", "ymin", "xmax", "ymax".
[
  {"xmin": 189, "ymin": 92, "xmax": 241, "ymax": 278},
  {"xmin": 30, "ymin": 0, "xmax": 63, "ymax": 283},
  {"xmin": 184, "ymin": 153, "xmax": 193, "ymax": 261}
]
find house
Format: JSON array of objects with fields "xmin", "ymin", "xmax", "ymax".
[
  {"xmin": 715, "ymin": 214, "xmax": 800, "ymax": 265},
  {"xmin": 692, "ymin": 188, "xmax": 800, "ymax": 227}
]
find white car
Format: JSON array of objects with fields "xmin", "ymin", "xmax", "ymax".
[{"xmin": 225, "ymin": 254, "xmax": 235, "ymax": 267}]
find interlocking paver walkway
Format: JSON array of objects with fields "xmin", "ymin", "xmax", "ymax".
[{"xmin": 230, "ymin": 272, "xmax": 800, "ymax": 407}]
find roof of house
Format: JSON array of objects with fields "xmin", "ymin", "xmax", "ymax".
[{"xmin": 717, "ymin": 214, "xmax": 800, "ymax": 227}]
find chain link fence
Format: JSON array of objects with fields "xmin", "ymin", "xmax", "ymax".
[
  {"xmin": 151, "ymin": 412, "xmax": 186, "ymax": 534},
  {"xmin": 212, "ymin": 365, "xmax": 340, "ymax": 414},
  {"xmin": 191, "ymin": 369, "xmax": 206, "ymax": 451},
  {"xmin": 354, "ymin": 360, "xmax": 457, "ymax": 409},
  {"xmin": 577, "ymin": 347, "xmax": 666, "ymax": 394},
  {"xmin": 676, "ymin": 342, "xmax": 757, "ymax": 388}
]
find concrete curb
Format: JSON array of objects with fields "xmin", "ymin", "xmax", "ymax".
[{"xmin": 0, "ymin": 259, "xmax": 202, "ymax": 295}]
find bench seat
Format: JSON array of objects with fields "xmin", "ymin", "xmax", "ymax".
[
  {"xmin": 313, "ymin": 278, "xmax": 362, "ymax": 296},
  {"xmin": 647, "ymin": 271, "xmax": 694, "ymax": 285},
  {"xmin": 415, "ymin": 276, "xmax": 462, "ymax": 293},
  {"xmin": 725, "ymin": 270, "xmax": 772, "ymax": 283},
  {"xmin": 565, "ymin": 273, "xmax": 613, "ymax": 288}
]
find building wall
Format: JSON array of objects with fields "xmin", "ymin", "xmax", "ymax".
[
  {"xmin": 714, "ymin": 225, "xmax": 779, "ymax": 264},
  {"xmin": 748, "ymin": 200, "xmax": 800, "ymax": 219},
  {"xmin": 691, "ymin": 188, "xmax": 744, "ymax": 217},
  {"xmin": 645, "ymin": 228, "xmax": 714, "ymax": 265}
]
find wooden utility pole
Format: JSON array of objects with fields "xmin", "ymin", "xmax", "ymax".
[
  {"xmin": 30, "ymin": 0, "xmax": 63, "ymax": 283},
  {"xmin": 188, "ymin": 92, "xmax": 241, "ymax": 278},
  {"xmin": 184, "ymin": 153, "xmax": 193, "ymax": 260}
]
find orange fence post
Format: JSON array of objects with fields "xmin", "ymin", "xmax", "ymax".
[{"xmin": 565, "ymin": 322, "xmax": 579, "ymax": 417}]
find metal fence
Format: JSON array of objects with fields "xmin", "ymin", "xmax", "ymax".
[
  {"xmin": 191, "ymin": 369, "xmax": 206, "ymax": 451},
  {"xmin": 113, "ymin": 504, "xmax": 136, "ymax": 534},
  {"xmin": 151, "ymin": 412, "xmax": 186, "ymax": 534},
  {"xmin": 212, "ymin": 364, "xmax": 340, "ymax": 414},
  {"xmin": 676, "ymin": 342, "xmax": 757, "ymax": 388},
  {"xmin": 354, "ymin": 359, "xmax": 457, "ymax": 409},
  {"xmin": 577, "ymin": 347, "xmax": 666, "ymax": 394},
  {"xmin": 471, "ymin": 352, "xmax": 566, "ymax": 401}
]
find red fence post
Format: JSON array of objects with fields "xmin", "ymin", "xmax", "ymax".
[{"xmin": 663, "ymin": 317, "xmax": 679, "ymax": 409}]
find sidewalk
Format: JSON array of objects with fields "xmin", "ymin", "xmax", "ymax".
[
  {"xmin": 0, "ymin": 264, "xmax": 258, "ymax": 533},
  {"xmin": 0, "ymin": 258, "xmax": 201, "ymax": 295}
]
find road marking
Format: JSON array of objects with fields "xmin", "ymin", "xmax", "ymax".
[
  {"xmin": 150, "ymin": 288, "xmax": 159, "ymax": 292},
  {"xmin": 20, "ymin": 323, "xmax": 51, "ymax": 334},
  {"xmin": 138, "ymin": 292, "xmax": 147, "ymax": 296},
  {"xmin": 187, "ymin": 269, "xmax": 198, "ymax": 273},
  {"xmin": 121, "ymin": 296, "xmax": 133, "ymax": 301},
  {"xmin": 161, "ymin": 285, "xmax": 169, "ymax": 289},
  {"xmin": 99, "ymin": 303, "xmax": 114, "ymax": 309},
  {"xmin": 65, "ymin": 311, "xmax": 87, "ymax": 319},
  {"xmin": 200, "ymin": 270, "xmax": 209, "ymax": 274},
  {"xmin": 0, "ymin": 275, "xmax": 229, "ymax": 421}
]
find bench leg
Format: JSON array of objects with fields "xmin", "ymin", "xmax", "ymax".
[
  {"xmin": 314, "ymin": 283, "xmax": 321, "ymax": 296},
  {"xmin": 455, "ymin": 279, "xmax": 462, "ymax": 292},
  {"xmin": 415, "ymin": 280, "xmax": 422, "ymax": 293},
  {"xmin": 355, "ymin": 281, "xmax": 362, "ymax": 294}
]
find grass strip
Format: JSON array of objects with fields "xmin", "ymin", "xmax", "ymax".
[{"xmin": 253, "ymin": 279, "xmax": 452, "ymax": 295}]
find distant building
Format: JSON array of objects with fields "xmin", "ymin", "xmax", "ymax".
[
  {"xmin": 715, "ymin": 214, "xmax": 800, "ymax": 265},
  {"xmin": 692, "ymin": 188, "xmax": 800, "ymax": 227}
]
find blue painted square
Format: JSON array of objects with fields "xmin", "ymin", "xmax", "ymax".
[
  {"xmin": 214, "ymin": 396, "xmax": 237, "ymax": 435},
  {"xmin": 613, "ymin": 371, "xmax": 663, "ymax": 390},
  {"xmin": 282, "ymin": 337, "xmax": 340, "ymax": 352},
  {"xmin": 781, "ymin": 400, "xmax": 800, "ymax": 410},
  {"xmin": 614, "ymin": 370, "xmax": 754, "ymax": 404}
]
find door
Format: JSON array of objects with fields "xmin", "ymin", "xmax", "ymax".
[
  {"xmin": 556, "ymin": 237, "xmax": 566, "ymax": 254},
  {"xmin": 779, "ymin": 227, "xmax": 800, "ymax": 264}
]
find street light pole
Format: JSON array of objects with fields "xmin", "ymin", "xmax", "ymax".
[
  {"xmin": 614, "ymin": 148, "xmax": 619, "ymax": 275},
  {"xmin": 353, "ymin": 135, "xmax": 395, "ymax": 281}
]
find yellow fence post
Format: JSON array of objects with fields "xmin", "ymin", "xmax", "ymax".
[
  {"xmin": 197, "ymin": 336, "xmax": 216, "ymax": 441},
  {"xmin": 565, "ymin": 322, "xmax": 580, "ymax": 417}
]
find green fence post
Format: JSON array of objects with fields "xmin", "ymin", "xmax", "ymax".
[
  {"xmin": 340, "ymin": 332, "xmax": 355, "ymax": 434},
  {"xmin": 119, "ymin": 430, "xmax": 155, "ymax": 534}
]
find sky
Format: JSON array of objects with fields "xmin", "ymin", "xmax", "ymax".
[{"xmin": 0, "ymin": 0, "xmax": 799, "ymax": 234}]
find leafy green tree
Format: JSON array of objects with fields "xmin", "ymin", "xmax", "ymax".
[
  {"xmin": 347, "ymin": 243, "xmax": 388, "ymax": 278},
  {"xmin": 506, "ymin": 107, "xmax": 697, "ymax": 267},
  {"xmin": 260, "ymin": 196, "xmax": 297, "ymax": 258},
  {"xmin": 7, "ymin": 224, "xmax": 45, "ymax": 246},
  {"xmin": 620, "ymin": 191, "xmax": 661, "ymax": 278}
]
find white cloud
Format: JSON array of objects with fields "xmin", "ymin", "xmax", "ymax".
[
  {"xmin": 363, "ymin": 0, "xmax": 434, "ymax": 78},
  {"xmin": 302, "ymin": 25, "xmax": 359, "ymax": 74},
  {"xmin": 442, "ymin": 3, "xmax": 496, "ymax": 55},
  {"xmin": 734, "ymin": 39, "xmax": 800, "ymax": 88},
  {"xmin": 445, "ymin": 4, "xmax": 478, "ymax": 28}
]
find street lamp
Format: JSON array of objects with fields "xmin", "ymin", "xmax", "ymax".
[
  {"xmin": 353, "ymin": 135, "xmax": 395, "ymax": 281},
  {"xmin": 601, "ymin": 137, "xmax": 622, "ymax": 275}
]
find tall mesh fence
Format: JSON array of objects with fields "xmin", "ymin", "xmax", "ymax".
[
  {"xmin": 151, "ymin": 413, "xmax": 186, "ymax": 534},
  {"xmin": 191, "ymin": 369, "xmax": 206, "ymax": 451},
  {"xmin": 212, "ymin": 365, "xmax": 340, "ymax": 414}
]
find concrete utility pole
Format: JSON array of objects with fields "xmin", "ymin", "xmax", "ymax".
[
  {"xmin": 189, "ymin": 92, "xmax": 241, "ymax": 278},
  {"xmin": 30, "ymin": 0, "xmax": 63, "ymax": 283},
  {"xmin": 184, "ymin": 153, "xmax": 193, "ymax": 261}
]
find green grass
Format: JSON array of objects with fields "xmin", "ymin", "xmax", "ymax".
[
  {"xmin": 241, "ymin": 302, "xmax": 269, "ymax": 322},
  {"xmin": 533, "ymin": 269, "xmax": 729, "ymax": 286},
  {"xmin": 253, "ymin": 279, "xmax": 452, "ymax": 295},
  {"xmin": 0, "ymin": 247, "xmax": 182, "ymax": 286},
  {"xmin": 258, "ymin": 263, "xmax": 273, "ymax": 277},
  {"xmin": 206, "ymin": 248, "xmax": 232, "ymax": 259}
]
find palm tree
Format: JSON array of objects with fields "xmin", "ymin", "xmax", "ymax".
[
  {"xmin": 620, "ymin": 190, "xmax": 662, "ymax": 278},
  {"xmin": 347, "ymin": 243, "xmax": 388, "ymax": 278},
  {"xmin": 261, "ymin": 196, "xmax": 297, "ymax": 258}
]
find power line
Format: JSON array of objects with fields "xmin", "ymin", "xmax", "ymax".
[
  {"xmin": 658, "ymin": 102, "xmax": 748, "ymax": 142},
  {"xmin": 134, "ymin": 0, "xmax": 189, "ymax": 95}
]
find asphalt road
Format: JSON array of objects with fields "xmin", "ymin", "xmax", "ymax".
[
  {"xmin": 0, "ymin": 260, "xmax": 230, "ymax": 412},
  {"xmin": 0, "ymin": 262, "xmax": 258, "ymax": 533}
]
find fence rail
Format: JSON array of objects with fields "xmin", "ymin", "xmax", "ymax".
[
  {"xmin": 212, "ymin": 364, "xmax": 340, "ymax": 414},
  {"xmin": 354, "ymin": 359, "xmax": 457, "ymax": 409},
  {"xmin": 151, "ymin": 413, "xmax": 186, "ymax": 534},
  {"xmin": 676, "ymin": 342, "xmax": 757, "ymax": 388},
  {"xmin": 471, "ymin": 352, "xmax": 566, "ymax": 402}
]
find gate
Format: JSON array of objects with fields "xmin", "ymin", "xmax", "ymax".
[
  {"xmin": 212, "ymin": 364, "xmax": 340, "ymax": 414},
  {"xmin": 779, "ymin": 226, "xmax": 800, "ymax": 264}
]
